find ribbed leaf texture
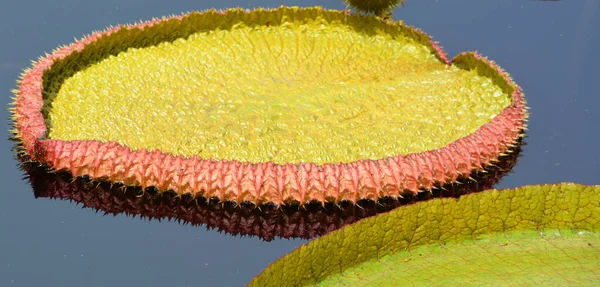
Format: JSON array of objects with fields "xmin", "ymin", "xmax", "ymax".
[{"xmin": 249, "ymin": 183, "xmax": 600, "ymax": 286}]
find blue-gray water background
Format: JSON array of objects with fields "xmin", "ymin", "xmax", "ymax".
[{"xmin": 1, "ymin": 0, "xmax": 598, "ymax": 286}]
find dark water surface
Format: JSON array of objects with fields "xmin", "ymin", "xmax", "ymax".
[{"xmin": 1, "ymin": 0, "xmax": 598, "ymax": 286}]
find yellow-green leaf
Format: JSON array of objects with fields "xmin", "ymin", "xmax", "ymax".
[
  {"xmin": 249, "ymin": 183, "xmax": 600, "ymax": 286},
  {"xmin": 43, "ymin": 7, "xmax": 510, "ymax": 165}
]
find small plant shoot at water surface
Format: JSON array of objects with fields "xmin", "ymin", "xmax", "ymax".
[
  {"xmin": 9, "ymin": 2, "xmax": 597, "ymax": 286},
  {"xmin": 344, "ymin": 0, "xmax": 405, "ymax": 20}
]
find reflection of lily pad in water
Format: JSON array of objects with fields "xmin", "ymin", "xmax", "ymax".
[
  {"xmin": 250, "ymin": 183, "xmax": 600, "ymax": 286},
  {"xmin": 12, "ymin": 6, "xmax": 526, "ymax": 205}
]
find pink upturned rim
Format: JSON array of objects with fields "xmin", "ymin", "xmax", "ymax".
[{"xmin": 13, "ymin": 8, "xmax": 527, "ymax": 205}]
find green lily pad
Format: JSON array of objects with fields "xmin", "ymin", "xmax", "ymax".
[
  {"xmin": 12, "ymin": 6, "xmax": 526, "ymax": 204},
  {"xmin": 249, "ymin": 183, "xmax": 600, "ymax": 286}
]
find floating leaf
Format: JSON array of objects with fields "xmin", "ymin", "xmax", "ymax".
[
  {"xmin": 249, "ymin": 183, "xmax": 600, "ymax": 286},
  {"xmin": 11, "ymin": 6, "xmax": 526, "ymax": 205}
]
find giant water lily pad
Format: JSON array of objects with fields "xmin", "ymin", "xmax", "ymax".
[
  {"xmin": 12, "ymin": 6, "xmax": 526, "ymax": 205},
  {"xmin": 249, "ymin": 183, "xmax": 600, "ymax": 286}
]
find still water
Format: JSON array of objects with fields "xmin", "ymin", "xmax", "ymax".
[{"xmin": 1, "ymin": 0, "xmax": 598, "ymax": 286}]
